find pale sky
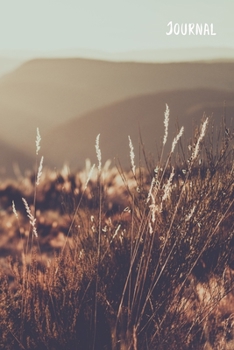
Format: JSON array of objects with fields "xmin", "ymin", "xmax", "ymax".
[{"xmin": 0, "ymin": 0, "xmax": 233, "ymax": 54}]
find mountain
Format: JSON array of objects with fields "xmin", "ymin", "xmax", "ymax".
[
  {"xmin": 0, "ymin": 58, "xmax": 234, "ymax": 154},
  {"xmin": 43, "ymin": 88, "xmax": 234, "ymax": 170}
]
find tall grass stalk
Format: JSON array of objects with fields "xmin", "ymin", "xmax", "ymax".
[{"xmin": 92, "ymin": 133, "xmax": 103, "ymax": 350}]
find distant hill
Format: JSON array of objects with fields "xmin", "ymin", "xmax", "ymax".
[
  {"xmin": 0, "ymin": 58, "xmax": 234, "ymax": 153},
  {"xmin": 43, "ymin": 88, "xmax": 234, "ymax": 170}
]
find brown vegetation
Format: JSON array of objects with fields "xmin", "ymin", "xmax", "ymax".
[{"xmin": 0, "ymin": 110, "xmax": 233, "ymax": 349}]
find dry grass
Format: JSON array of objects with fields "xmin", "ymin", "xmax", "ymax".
[{"xmin": 0, "ymin": 109, "xmax": 233, "ymax": 349}]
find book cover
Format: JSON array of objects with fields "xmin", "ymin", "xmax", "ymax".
[{"xmin": 0, "ymin": 2, "xmax": 233, "ymax": 349}]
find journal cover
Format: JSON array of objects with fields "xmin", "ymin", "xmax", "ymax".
[{"xmin": 0, "ymin": 2, "xmax": 233, "ymax": 350}]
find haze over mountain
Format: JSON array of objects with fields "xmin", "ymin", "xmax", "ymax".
[
  {"xmin": 74, "ymin": 47, "xmax": 234, "ymax": 63},
  {"xmin": 0, "ymin": 58, "xmax": 234, "ymax": 151},
  {"xmin": 43, "ymin": 88, "xmax": 234, "ymax": 170},
  {"xmin": 0, "ymin": 57, "xmax": 25, "ymax": 79},
  {"xmin": 1, "ymin": 47, "xmax": 234, "ymax": 62},
  {"xmin": 0, "ymin": 139, "xmax": 34, "ymax": 179}
]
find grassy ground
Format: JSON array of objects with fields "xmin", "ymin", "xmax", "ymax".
[{"xmin": 0, "ymin": 110, "xmax": 233, "ymax": 349}]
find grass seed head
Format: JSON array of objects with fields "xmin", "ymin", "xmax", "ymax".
[
  {"xmin": 163, "ymin": 103, "xmax": 170, "ymax": 146},
  {"xmin": 191, "ymin": 117, "xmax": 209, "ymax": 161},
  {"xmin": 128, "ymin": 135, "xmax": 136, "ymax": 176},
  {"xmin": 171, "ymin": 126, "xmax": 184, "ymax": 153},
  {"xmin": 12, "ymin": 200, "xmax": 18, "ymax": 219},
  {"xmin": 95, "ymin": 134, "xmax": 102, "ymax": 172},
  {"xmin": 36, "ymin": 127, "xmax": 41, "ymax": 155},
  {"xmin": 22, "ymin": 198, "xmax": 38, "ymax": 238},
  {"xmin": 36, "ymin": 155, "xmax": 44, "ymax": 186}
]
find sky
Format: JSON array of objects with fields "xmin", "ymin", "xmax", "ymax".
[{"xmin": 0, "ymin": 0, "xmax": 233, "ymax": 54}]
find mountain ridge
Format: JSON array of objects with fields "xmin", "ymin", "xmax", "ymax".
[
  {"xmin": 0, "ymin": 58, "xmax": 234, "ymax": 152},
  {"xmin": 43, "ymin": 88, "xmax": 234, "ymax": 170}
]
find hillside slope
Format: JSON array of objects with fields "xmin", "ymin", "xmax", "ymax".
[
  {"xmin": 0, "ymin": 58, "xmax": 234, "ymax": 151},
  {"xmin": 44, "ymin": 88, "xmax": 234, "ymax": 170}
]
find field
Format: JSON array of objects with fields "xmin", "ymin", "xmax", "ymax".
[{"xmin": 0, "ymin": 107, "xmax": 233, "ymax": 349}]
